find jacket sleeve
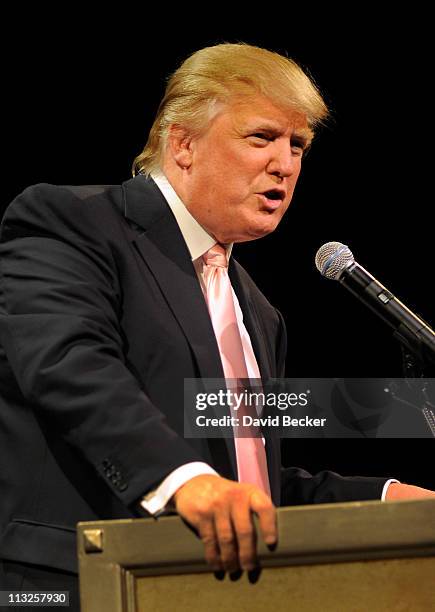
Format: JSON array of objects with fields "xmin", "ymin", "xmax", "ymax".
[
  {"xmin": 280, "ymin": 466, "xmax": 389, "ymax": 505},
  {"xmin": 0, "ymin": 183, "xmax": 203, "ymax": 508}
]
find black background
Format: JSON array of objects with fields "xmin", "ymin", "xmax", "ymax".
[{"xmin": 2, "ymin": 13, "xmax": 433, "ymax": 490}]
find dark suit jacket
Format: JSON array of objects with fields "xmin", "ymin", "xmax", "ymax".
[{"xmin": 0, "ymin": 176, "xmax": 388, "ymax": 573}]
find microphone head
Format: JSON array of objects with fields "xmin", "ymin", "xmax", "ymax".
[{"xmin": 315, "ymin": 242, "xmax": 355, "ymax": 280}]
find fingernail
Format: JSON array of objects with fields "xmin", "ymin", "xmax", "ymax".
[
  {"xmin": 248, "ymin": 566, "xmax": 262, "ymax": 584},
  {"xmin": 229, "ymin": 569, "xmax": 243, "ymax": 582},
  {"xmin": 266, "ymin": 541, "xmax": 277, "ymax": 552},
  {"xmin": 214, "ymin": 570, "xmax": 225, "ymax": 581}
]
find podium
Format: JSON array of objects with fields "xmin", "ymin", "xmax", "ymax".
[{"xmin": 78, "ymin": 499, "xmax": 435, "ymax": 611}]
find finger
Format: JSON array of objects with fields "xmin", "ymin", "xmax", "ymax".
[
  {"xmin": 214, "ymin": 510, "xmax": 239, "ymax": 573},
  {"xmin": 250, "ymin": 491, "xmax": 277, "ymax": 547},
  {"xmin": 248, "ymin": 566, "xmax": 262, "ymax": 584},
  {"xmin": 231, "ymin": 498, "xmax": 257, "ymax": 571},
  {"xmin": 229, "ymin": 569, "xmax": 243, "ymax": 582},
  {"xmin": 199, "ymin": 519, "xmax": 222, "ymax": 571}
]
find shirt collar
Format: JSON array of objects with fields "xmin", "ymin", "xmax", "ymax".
[{"xmin": 151, "ymin": 170, "xmax": 233, "ymax": 262}]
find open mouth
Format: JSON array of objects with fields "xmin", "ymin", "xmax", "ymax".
[
  {"xmin": 262, "ymin": 189, "xmax": 285, "ymax": 201},
  {"xmin": 258, "ymin": 188, "xmax": 286, "ymax": 210}
]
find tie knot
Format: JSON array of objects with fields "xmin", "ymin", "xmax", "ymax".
[{"xmin": 202, "ymin": 244, "xmax": 228, "ymax": 268}]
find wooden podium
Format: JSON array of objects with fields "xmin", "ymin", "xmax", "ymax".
[{"xmin": 78, "ymin": 499, "xmax": 435, "ymax": 611}]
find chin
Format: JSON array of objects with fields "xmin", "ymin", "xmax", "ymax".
[
  {"xmin": 217, "ymin": 215, "xmax": 281, "ymax": 243},
  {"xmin": 235, "ymin": 225, "xmax": 277, "ymax": 243},
  {"xmin": 250, "ymin": 219, "xmax": 280, "ymax": 239}
]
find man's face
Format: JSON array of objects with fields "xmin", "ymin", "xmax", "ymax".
[{"xmin": 179, "ymin": 95, "xmax": 312, "ymax": 243}]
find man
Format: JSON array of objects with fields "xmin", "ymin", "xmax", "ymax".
[{"xmin": 0, "ymin": 43, "xmax": 433, "ymax": 601}]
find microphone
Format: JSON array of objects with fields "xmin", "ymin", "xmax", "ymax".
[{"xmin": 315, "ymin": 242, "xmax": 435, "ymax": 366}]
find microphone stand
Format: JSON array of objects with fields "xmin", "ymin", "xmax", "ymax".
[{"xmin": 387, "ymin": 345, "xmax": 435, "ymax": 438}]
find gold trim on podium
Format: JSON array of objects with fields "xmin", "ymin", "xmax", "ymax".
[{"xmin": 78, "ymin": 499, "xmax": 435, "ymax": 611}]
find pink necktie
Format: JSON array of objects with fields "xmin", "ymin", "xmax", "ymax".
[{"xmin": 202, "ymin": 244, "xmax": 271, "ymax": 496}]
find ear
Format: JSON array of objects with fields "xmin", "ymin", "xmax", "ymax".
[{"xmin": 167, "ymin": 124, "xmax": 194, "ymax": 169}]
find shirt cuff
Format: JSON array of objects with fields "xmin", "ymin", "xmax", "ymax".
[
  {"xmin": 141, "ymin": 462, "xmax": 219, "ymax": 515},
  {"xmin": 381, "ymin": 478, "xmax": 400, "ymax": 501}
]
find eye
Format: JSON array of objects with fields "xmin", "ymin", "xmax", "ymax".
[
  {"xmin": 249, "ymin": 133, "xmax": 274, "ymax": 146},
  {"xmin": 290, "ymin": 139, "xmax": 307, "ymax": 156}
]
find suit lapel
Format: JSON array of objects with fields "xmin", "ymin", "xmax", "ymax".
[{"xmin": 121, "ymin": 175, "xmax": 224, "ymax": 380}]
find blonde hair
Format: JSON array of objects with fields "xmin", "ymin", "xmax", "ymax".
[{"xmin": 132, "ymin": 43, "xmax": 328, "ymax": 176}]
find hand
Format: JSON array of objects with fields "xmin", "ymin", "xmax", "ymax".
[
  {"xmin": 172, "ymin": 474, "xmax": 277, "ymax": 574},
  {"xmin": 385, "ymin": 483, "xmax": 435, "ymax": 501}
]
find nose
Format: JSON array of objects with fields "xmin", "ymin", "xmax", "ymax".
[{"xmin": 266, "ymin": 140, "xmax": 298, "ymax": 179}]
